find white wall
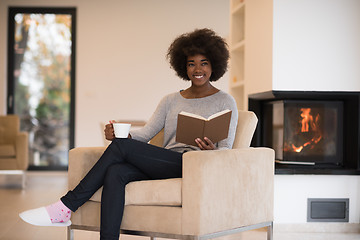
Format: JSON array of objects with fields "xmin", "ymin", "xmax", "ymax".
[
  {"xmin": 273, "ymin": 0, "xmax": 360, "ymax": 91},
  {"xmin": 0, "ymin": 0, "xmax": 230, "ymax": 147},
  {"xmin": 275, "ymin": 175, "xmax": 360, "ymax": 224},
  {"xmin": 271, "ymin": 0, "xmax": 360, "ymax": 227}
]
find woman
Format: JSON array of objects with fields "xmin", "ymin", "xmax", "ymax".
[{"xmin": 20, "ymin": 28, "xmax": 238, "ymax": 240}]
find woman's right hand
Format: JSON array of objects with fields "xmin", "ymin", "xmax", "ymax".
[{"xmin": 104, "ymin": 120, "xmax": 115, "ymax": 141}]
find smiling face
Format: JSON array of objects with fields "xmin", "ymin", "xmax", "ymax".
[{"xmin": 186, "ymin": 54, "xmax": 212, "ymax": 87}]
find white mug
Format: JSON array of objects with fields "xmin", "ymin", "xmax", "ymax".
[{"xmin": 113, "ymin": 123, "xmax": 131, "ymax": 138}]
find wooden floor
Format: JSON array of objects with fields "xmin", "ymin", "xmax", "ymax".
[{"xmin": 0, "ymin": 171, "xmax": 359, "ymax": 240}]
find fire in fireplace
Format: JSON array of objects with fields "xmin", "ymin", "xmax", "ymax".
[
  {"xmin": 249, "ymin": 91, "xmax": 360, "ymax": 175},
  {"xmin": 264, "ymin": 100, "xmax": 343, "ymax": 166},
  {"xmin": 287, "ymin": 107, "xmax": 323, "ymax": 153}
]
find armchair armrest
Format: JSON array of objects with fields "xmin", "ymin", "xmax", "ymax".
[
  {"xmin": 16, "ymin": 132, "xmax": 28, "ymax": 170},
  {"xmin": 181, "ymin": 147, "xmax": 274, "ymax": 235},
  {"xmin": 68, "ymin": 147, "xmax": 106, "ymax": 190}
]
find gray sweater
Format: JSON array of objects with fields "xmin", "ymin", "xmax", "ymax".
[{"xmin": 130, "ymin": 90, "xmax": 238, "ymax": 153}]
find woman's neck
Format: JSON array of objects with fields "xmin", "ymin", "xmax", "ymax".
[{"xmin": 180, "ymin": 84, "xmax": 219, "ymax": 99}]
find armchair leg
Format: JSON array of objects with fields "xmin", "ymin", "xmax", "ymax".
[
  {"xmin": 67, "ymin": 226, "xmax": 74, "ymax": 240},
  {"xmin": 267, "ymin": 222, "xmax": 273, "ymax": 240}
]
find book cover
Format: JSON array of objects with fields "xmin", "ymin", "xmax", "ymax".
[{"xmin": 176, "ymin": 109, "xmax": 232, "ymax": 146}]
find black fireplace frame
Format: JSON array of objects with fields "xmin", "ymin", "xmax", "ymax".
[{"xmin": 248, "ymin": 91, "xmax": 360, "ymax": 175}]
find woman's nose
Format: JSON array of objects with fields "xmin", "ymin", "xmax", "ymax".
[{"xmin": 194, "ymin": 64, "xmax": 202, "ymax": 71}]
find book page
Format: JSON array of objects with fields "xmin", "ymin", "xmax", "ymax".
[
  {"xmin": 178, "ymin": 111, "xmax": 207, "ymax": 121},
  {"xmin": 207, "ymin": 109, "xmax": 231, "ymax": 120}
]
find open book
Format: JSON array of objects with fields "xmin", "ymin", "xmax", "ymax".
[{"xmin": 176, "ymin": 109, "xmax": 232, "ymax": 146}]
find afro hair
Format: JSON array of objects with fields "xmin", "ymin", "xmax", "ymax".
[{"xmin": 167, "ymin": 28, "xmax": 229, "ymax": 82}]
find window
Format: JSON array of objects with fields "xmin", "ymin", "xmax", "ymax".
[{"xmin": 7, "ymin": 7, "xmax": 76, "ymax": 170}]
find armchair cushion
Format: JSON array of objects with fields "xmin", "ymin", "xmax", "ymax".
[
  {"xmin": 232, "ymin": 110, "xmax": 258, "ymax": 149},
  {"xmin": 0, "ymin": 115, "xmax": 19, "ymax": 144},
  {"xmin": 0, "ymin": 145, "xmax": 16, "ymax": 157},
  {"xmin": 90, "ymin": 178, "xmax": 182, "ymax": 206}
]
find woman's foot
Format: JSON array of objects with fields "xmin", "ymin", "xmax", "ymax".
[{"xmin": 19, "ymin": 200, "xmax": 72, "ymax": 227}]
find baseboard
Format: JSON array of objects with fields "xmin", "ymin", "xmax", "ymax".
[{"xmin": 274, "ymin": 223, "xmax": 360, "ymax": 233}]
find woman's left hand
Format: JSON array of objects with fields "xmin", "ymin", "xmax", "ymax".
[{"xmin": 195, "ymin": 137, "xmax": 216, "ymax": 150}]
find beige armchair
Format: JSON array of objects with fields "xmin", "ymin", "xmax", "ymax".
[
  {"xmin": 0, "ymin": 115, "xmax": 28, "ymax": 170},
  {"xmin": 67, "ymin": 110, "xmax": 275, "ymax": 240}
]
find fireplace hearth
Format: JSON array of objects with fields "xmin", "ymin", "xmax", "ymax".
[{"xmin": 249, "ymin": 91, "xmax": 360, "ymax": 175}]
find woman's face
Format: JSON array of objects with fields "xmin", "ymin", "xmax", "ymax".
[{"xmin": 186, "ymin": 54, "xmax": 212, "ymax": 87}]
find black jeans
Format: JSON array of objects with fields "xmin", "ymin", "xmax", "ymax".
[{"xmin": 61, "ymin": 138, "xmax": 183, "ymax": 240}]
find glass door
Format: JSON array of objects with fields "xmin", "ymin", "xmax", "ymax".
[{"xmin": 7, "ymin": 8, "xmax": 76, "ymax": 170}]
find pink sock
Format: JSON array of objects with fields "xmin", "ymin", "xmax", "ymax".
[{"xmin": 45, "ymin": 200, "xmax": 71, "ymax": 223}]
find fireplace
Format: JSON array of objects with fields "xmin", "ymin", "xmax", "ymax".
[{"xmin": 249, "ymin": 91, "xmax": 360, "ymax": 175}]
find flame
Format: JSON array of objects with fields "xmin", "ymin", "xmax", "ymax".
[
  {"xmin": 300, "ymin": 108, "xmax": 312, "ymax": 132},
  {"xmin": 292, "ymin": 145, "xmax": 303, "ymax": 153},
  {"xmin": 290, "ymin": 108, "xmax": 322, "ymax": 153}
]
